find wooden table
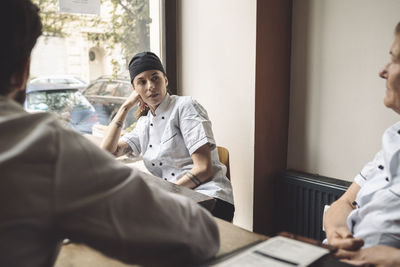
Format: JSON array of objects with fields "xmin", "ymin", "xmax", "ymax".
[
  {"xmin": 84, "ymin": 133, "xmax": 216, "ymax": 211},
  {"xmin": 55, "ymin": 218, "xmax": 267, "ymax": 267},
  {"xmin": 135, "ymin": 166, "xmax": 216, "ymax": 211},
  {"xmin": 65, "ymin": 135, "xmax": 266, "ymax": 265},
  {"xmin": 63, "ymin": 134, "xmax": 348, "ymax": 266},
  {"xmin": 116, "ymin": 156, "xmax": 216, "ymax": 211}
]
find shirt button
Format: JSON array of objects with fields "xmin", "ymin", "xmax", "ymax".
[
  {"xmin": 386, "ymin": 177, "xmax": 390, "ymax": 182},
  {"xmin": 150, "ymin": 123, "xmax": 153, "ymax": 126},
  {"xmin": 164, "ymin": 178, "xmax": 167, "ymax": 181},
  {"xmin": 378, "ymin": 165, "xmax": 384, "ymax": 170},
  {"xmin": 397, "ymin": 129, "xmax": 400, "ymax": 135},
  {"xmin": 149, "ymin": 144, "xmax": 152, "ymax": 148},
  {"xmin": 162, "ymin": 116, "xmax": 165, "ymax": 119},
  {"xmin": 171, "ymin": 173, "xmax": 175, "ymax": 176},
  {"xmin": 159, "ymin": 162, "xmax": 163, "ymax": 166},
  {"xmin": 152, "ymin": 163, "xmax": 155, "ymax": 166}
]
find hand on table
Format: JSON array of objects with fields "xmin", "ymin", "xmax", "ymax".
[
  {"xmin": 338, "ymin": 245, "xmax": 400, "ymax": 267},
  {"xmin": 327, "ymin": 226, "xmax": 364, "ymax": 251}
]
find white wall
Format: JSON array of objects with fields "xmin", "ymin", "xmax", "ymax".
[
  {"xmin": 177, "ymin": 0, "xmax": 257, "ymax": 230},
  {"xmin": 31, "ymin": 37, "xmax": 68, "ymax": 78},
  {"xmin": 288, "ymin": 0, "xmax": 400, "ymax": 181}
]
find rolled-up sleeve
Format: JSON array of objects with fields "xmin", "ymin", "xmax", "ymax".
[
  {"xmin": 54, "ymin": 128, "xmax": 220, "ymax": 266},
  {"xmin": 354, "ymin": 150, "xmax": 383, "ymax": 187},
  {"xmin": 179, "ymin": 98, "xmax": 216, "ymax": 155}
]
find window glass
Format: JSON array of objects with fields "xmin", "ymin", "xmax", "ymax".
[
  {"xmin": 103, "ymin": 82, "xmax": 119, "ymax": 96},
  {"xmin": 50, "ymin": 79, "xmax": 68, "ymax": 84},
  {"xmin": 26, "ymin": 92, "xmax": 47, "ymax": 110},
  {"xmin": 31, "ymin": 78, "xmax": 49, "ymax": 84},
  {"xmin": 26, "ymin": 90, "xmax": 93, "ymax": 113},
  {"xmin": 115, "ymin": 83, "xmax": 133, "ymax": 97},
  {"xmin": 84, "ymin": 82, "xmax": 104, "ymax": 95},
  {"xmin": 28, "ymin": 0, "xmax": 163, "ymax": 134},
  {"xmin": 26, "ymin": 90, "xmax": 96, "ymax": 133},
  {"xmin": 74, "ymin": 77, "xmax": 86, "ymax": 84},
  {"xmin": 67, "ymin": 79, "xmax": 84, "ymax": 86},
  {"xmin": 72, "ymin": 91, "xmax": 94, "ymax": 111}
]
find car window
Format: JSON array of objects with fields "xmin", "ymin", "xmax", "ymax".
[
  {"xmin": 103, "ymin": 82, "xmax": 119, "ymax": 96},
  {"xmin": 84, "ymin": 81, "xmax": 104, "ymax": 95},
  {"xmin": 27, "ymin": 90, "xmax": 92, "ymax": 113},
  {"xmin": 71, "ymin": 91, "xmax": 94, "ymax": 111},
  {"xmin": 26, "ymin": 91, "xmax": 48, "ymax": 110},
  {"xmin": 27, "ymin": 90, "xmax": 71, "ymax": 112},
  {"xmin": 115, "ymin": 82, "xmax": 132, "ymax": 97}
]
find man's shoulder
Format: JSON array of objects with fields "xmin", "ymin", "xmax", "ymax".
[
  {"xmin": 0, "ymin": 109, "xmax": 58, "ymax": 128},
  {"xmin": 0, "ymin": 109, "xmax": 81, "ymax": 148}
]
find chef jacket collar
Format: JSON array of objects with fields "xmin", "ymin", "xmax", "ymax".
[{"xmin": 150, "ymin": 93, "xmax": 171, "ymax": 118}]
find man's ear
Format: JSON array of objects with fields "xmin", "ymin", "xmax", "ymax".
[{"xmin": 10, "ymin": 57, "xmax": 30, "ymax": 93}]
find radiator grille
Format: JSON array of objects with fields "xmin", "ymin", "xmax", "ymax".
[{"xmin": 276, "ymin": 171, "xmax": 351, "ymax": 241}]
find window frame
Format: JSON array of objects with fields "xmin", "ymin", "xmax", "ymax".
[{"xmin": 163, "ymin": 0, "xmax": 177, "ymax": 95}]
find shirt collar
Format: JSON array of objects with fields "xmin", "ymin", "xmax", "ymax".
[
  {"xmin": 0, "ymin": 95, "xmax": 26, "ymax": 113},
  {"xmin": 150, "ymin": 93, "xmax": 171, "ymax": 117}
]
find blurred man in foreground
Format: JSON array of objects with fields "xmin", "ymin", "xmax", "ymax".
[{"xmin": 0, "ymin": 1, "xmax": 219, "ymax": 266}]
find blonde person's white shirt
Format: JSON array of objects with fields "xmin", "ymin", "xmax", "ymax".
[
  {"xmin": 0, "ymin": 95, "xmax": 219, "ymax": 267},
  {"xmin": 121, "ymin": 94, "xmax": 234, "ymax": 205},
  {"xmin": 346, "ymin": 121, "xmax": 400, "ymax": 248}
]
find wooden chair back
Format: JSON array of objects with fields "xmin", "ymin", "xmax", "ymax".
[{"xmin": 217, "ymin": 146, "xmax": 230, "ymax": 180}]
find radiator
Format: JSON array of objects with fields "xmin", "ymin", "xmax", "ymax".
[{"xmin": 275, "ymin": 171, "xmax": 351, "ymax": 241}]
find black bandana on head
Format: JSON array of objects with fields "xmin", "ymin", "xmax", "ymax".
[{"xmin": 128, "ymin": 52, "xmax": 166, "ymax": 83}]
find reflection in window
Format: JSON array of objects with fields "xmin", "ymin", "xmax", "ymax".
[
  {"xmin": 26, "ymin": 90, "xmax": 93, "ymax": 114},
  {"xmin": 85, "ymin": 82, "xmax": 104, "ymax": 96},
  {"xmin": 117, "ymin": 83, "xmax": 133, "ymax": 97},
  {"xmin": 28, "ymin": 0, "xmax": 163, "ymax": 134}
]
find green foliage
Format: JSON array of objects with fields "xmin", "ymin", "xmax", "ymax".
[
  {"xmin": 32, "ymin": 0, "xmax": 150, "ymax": 69},
  {"xmin": 109, "ymin": 0, "xmax": 151, "ymax": 65},
  {"xmin": 33, "ymin": 0, "xmax": 105, "ymax": 37}
]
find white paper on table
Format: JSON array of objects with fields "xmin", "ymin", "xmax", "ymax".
[
  {"xmin": 59, "ymin": 0, "xmax": 100, "ymax": 15},
  {"xmin": 211, "ymin": 236, "xmax": 329, "ymax": 267}
]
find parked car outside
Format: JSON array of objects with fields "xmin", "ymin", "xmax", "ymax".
[
  {"xmin": 82, "ymin": 75, "xmax": 137, "ymax": 129},
  {"xmin": 25, "ymin": 83, "xmax": 98, "ymax": 134},
  {"xmin": 30, "ymin": 75, "xmax": 88, "ymax": 90}
]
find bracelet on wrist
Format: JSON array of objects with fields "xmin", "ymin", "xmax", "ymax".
[{"xmin": 187, "ymin": 171, "xmax": 201, "ymax": 186}]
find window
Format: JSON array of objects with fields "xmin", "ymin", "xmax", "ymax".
[
  {"xmin": 103, "ymin": 82, "xmax": 119, "ymax": 96},
  {"xmin": 50, "ymin": 79, "xmax": 69, "ymax": 84},
  {"xmin": 84, "ymin": 81, "xmax": 104, "ymax": 96},
  {"xmin": 116, "ymin": 83, "xmax": 133, "ymax": 97},
  {"xmin": 28, "ymin": 0, "xmax": 165, "ymax": 134}
]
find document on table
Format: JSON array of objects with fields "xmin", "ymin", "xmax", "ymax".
[{"xmin": 212, "ymin": 236, "xmax": 329, "ymax": 267}]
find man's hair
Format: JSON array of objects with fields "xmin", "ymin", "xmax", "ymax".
[{"xmin": 0, "ymin": 0, "xmax": 42, "ymax": 95}]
